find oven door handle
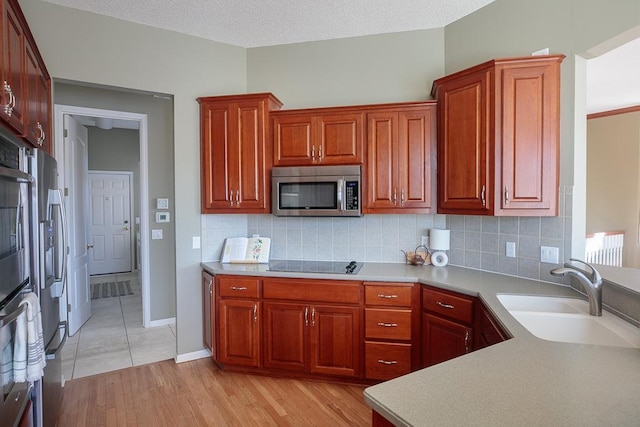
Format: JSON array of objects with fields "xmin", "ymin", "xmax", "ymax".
[
  {"xmin": 0, "ymin": 165, "xmax": 34, "ymax": 183},
  {"xmin": 0, "ymin": 303, "xmax": 26, "ymax": 328}
]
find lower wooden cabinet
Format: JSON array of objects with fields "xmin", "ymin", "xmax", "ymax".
[
  {"xmin": 202, "ymin": 271, "xmax": 214, "ymax": 354},
  {"xmin": 218, "ymin": 299, "xmax": 260, "ymax": 367},
  {"xmin": 208, "ymin": 273, "xmax": 509, "ymax": 384},
  {"xmin": 422, "ymin": 313, "xmax": 472, "ymax": 367}
]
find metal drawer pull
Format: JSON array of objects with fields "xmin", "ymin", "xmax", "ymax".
[
  {"xmin": 464, "ymin": 330, "xmax": 470, "ymax": 353},
  {"xmin": 377, "ymin": 294, "xmax": 398, "ymax": 299},
  {"xmin": 377, "ymin": 360, "xmax": 398, "ymax": 365},
  {"xmin": 230, "ymin": 286, "xmax": 248, "ymax": 291},
  {"xmin": 377, "ymin": 322, "xmax": 398, "ymax": 327},
  {"xmin": 436, "ymin": 301, "xmax": 455, "ymax": 309}
]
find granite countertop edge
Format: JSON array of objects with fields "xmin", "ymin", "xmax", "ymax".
[{"xmin": 200, "ymin": 261, "xmax": 640, "ymax": 426}]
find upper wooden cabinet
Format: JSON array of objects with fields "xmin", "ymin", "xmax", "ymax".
[
  {"xmin": 271, "ymin": 108, "xmax": 364, "ymax": 166},
  {"xmin": 198, "ymin": 93, "xmax": 282, "ymax": 214},
  {"xmin": 432, "ymin": 54, "xmax": 564, "ymax": 216},
  {"xmin": 365, "ymin": 103, "xmax": 436, "ymax": 214},
  {"xmin": 1, "ymin": 0, "xmax": 52, "ymax": 152}
]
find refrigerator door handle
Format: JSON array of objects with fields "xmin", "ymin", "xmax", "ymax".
[
  {"xmin": 45, "ymin": 321, "xmax": 67, "ymax": 360},
  {"xmin": 56, "ymin": 189, "xmax": 68, "ymax": 298}
]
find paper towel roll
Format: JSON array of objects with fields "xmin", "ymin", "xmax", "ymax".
[{"xmin": 430, "ymin": 229, "xmax": 450, "ymax": 251}]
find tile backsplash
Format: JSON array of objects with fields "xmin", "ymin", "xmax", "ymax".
[{"xmin": 201, "ymin": 186, "xmax": 573, "ymax": 283}]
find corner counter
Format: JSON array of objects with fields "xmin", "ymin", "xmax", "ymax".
[{"xmin": 200, "ymin": 261, "xmax": 640, "ymax": 425}]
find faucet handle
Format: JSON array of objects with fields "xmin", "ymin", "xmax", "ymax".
[{"xmin": 569, "ymin": 258, "xmax": 602, "ymax": 285}]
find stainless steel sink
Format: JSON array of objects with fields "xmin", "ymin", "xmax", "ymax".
[{"xmin": 497, "ymin": 294, "xmax": 640, "ymax": 348}]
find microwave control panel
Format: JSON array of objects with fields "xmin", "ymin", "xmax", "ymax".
[{"xmin": 345, "ymin": 181, "xmax": 359, "ymax": 211}]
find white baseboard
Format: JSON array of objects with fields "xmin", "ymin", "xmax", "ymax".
[
  {"xmin": 175, "ymin": 349, "xmax": 211, "ymax": 363},
  {"xmin": 147, "ymin": 317, "xmax": 176, "ymax": 328}
]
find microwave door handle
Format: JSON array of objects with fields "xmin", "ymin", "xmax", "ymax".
[{"xmin": 337, "ymin": 179, "xmax": 344, "ymax": 211}]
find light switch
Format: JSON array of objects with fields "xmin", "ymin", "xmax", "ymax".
[
  {"xmin": 152, "ymin": 229, "xmax": 163, "ymax": 240},
  {"xmin": 156, "ymin": 198, "xmax": 169, "ymax": 209},
  {"xmin": 193, "ymin": 236, "xmax": 201, "ymax": 249}
]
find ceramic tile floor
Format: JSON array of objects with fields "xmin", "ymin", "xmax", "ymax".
[{"xmin": 61, "ymin": 272, "xmax": 176, "ymax": 381}]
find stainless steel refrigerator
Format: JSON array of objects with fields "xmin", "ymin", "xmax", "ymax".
[{"xmin": 29, "ymin": 148, "xmax": 67, "ymax": 427}]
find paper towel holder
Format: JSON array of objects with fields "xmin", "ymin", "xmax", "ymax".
[{"xmin": 430, "ymin": 229, "xmax": 450, "ymax": 267}]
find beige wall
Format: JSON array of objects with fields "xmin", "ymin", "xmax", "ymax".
[
  {"xmin": 587, "ymin": 112, "xmax": 640, "ymax": 268},
  {"xmin": 21, "ymin": 0, "xmax": 247, "ymax": 355},
  {"xmin": 248, "ymin": 29, "xmax": 445, "ymax": 108}
]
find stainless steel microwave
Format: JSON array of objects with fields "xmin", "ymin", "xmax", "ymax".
[{"xmin": 272, "ymin": 165, "xmax": 361, "ymax": 217}]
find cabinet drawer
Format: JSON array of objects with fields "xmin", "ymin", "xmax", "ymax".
[
  {"xmin": 422, "ymin": 287, "xmax": 473, "ymax": 324},
  {"xmin": 365, "ymin": 308, "xmax": 411, "ymax": 340},
  {"xmin": 218, "ymin": 277, "xmax": 260, "ymax": 298},
  {"xmin": 365, "ymin": 341, "xmax": 412, "ymax": 380},
  {"xmin": 364, "ymin": 284, "xmax": 412, "ymax": 308},
  {"xmin": 263, "ymin": 279, "xmax": 361, "ymax": 304}
]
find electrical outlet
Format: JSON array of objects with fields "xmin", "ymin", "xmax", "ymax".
[
  {"xmin": 540, "ymin": 246, "xmax": 559, "ymax": 264},
  {"xmin": 192, "ymin": 236, "xmax": 201, "ymax": 249},
  {"xmin": 152, "ymin": 229, "xmax": 163, "ymax": 240},
  {"xmin": 506, "ymin": 242, "xmax": 516, "ymax": 258}
]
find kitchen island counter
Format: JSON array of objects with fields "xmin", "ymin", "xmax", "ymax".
[{"xmin": 200, "ymin": 261, "xmax": 640, "ymax": 425}]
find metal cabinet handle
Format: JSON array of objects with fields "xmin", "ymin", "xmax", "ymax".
[
  {"xmin": 304, "ymin": 307, "xmax": 309, "ymax": 326},
  {"xmin": 253, "ymin": 304, "xmax": 257, "ymax": 322},
  {"xmin": 377, "ymin": 322, "xmax": 398, "ymax": 328},
  {"xmin": 504, "ymin": 186, "xmax": 510, "ymax": 205},
  {"xmin": 481, "ymin": 185, "xmax": 486, "ymax": 207},
  {"xmin": 401, "ymin": 188, "xmax": 405, "ymax": 206},
  {"xmin": 208, "ymin": 279, "xmax": 213, "ymax": 296},
  {"xmin": 318, "ymin": 145, "xmax": 322, "ymax": 162},
  {"xmin": 436, "ymin": 301, "xmax": 455, "ymax": 310},
  {"xmin": 229, "ymin": 190, "xmax": 234, "ymax": 207},
  {"xmin": 393, "ymin": 188, "xmax": 397, "ymax": 205},
  {"xmin": 3, "ymin": 81, "xmax": 13, "ymax": 116},
  {"xmin": 230, "ymin": 286, "xmax": 247, "ymax": 291},
  {"xmin": 37, "ymin": 122, "xmax": 45, "ymax": 145},
  {"xmin": 377, "ymin": 359, "xmax": 398, "ymax": 365},
  {"xmin": 311, "ymin": 308, "xmax": 315, "ymax": 326},
  {"xmin": 464, "ymin": 330, "xmax": 470, "ymax": 353},
  {"xmin": 377, "ymin": 294, "xmax": 398, "ymax": 299},
  {"xmin": 311, "ymin": 146, "xmax": 315, "ymax": 162},
  {"xmin": 236, "ymin": 190, "xmax": 240, "ymax": 205}
]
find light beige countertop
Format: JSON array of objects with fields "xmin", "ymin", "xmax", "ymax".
[{"xmin": 200, "ymin": 261, "xmax": 640, "ymax": 426}]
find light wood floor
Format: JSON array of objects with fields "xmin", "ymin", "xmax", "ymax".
[{"xmin": 58, "ymin": 358, "xmax": 372, "ymax": 426}]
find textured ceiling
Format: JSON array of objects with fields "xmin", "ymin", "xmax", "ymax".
[{"xmin": 40, "ymin": 0, "xmax": 495, "ymax": 48}]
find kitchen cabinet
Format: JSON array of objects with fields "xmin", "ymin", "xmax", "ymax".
[
  {"xmin": 363, "ymin": 282, "xmax": 419, "ymax": 380},
  {"xmin": 432, "ymin": 55, "xmax": 564, "ymax": 216},
  {"xmin": 421, "ymin": 286, "xmax": 473, "ymax": 367},
  {"xmin": 272, "ymin": 109, "xmax": 364, "ymax": 166},
  {"xmin": 216, "ymin": 276, "xmax": 261, "ymax": 367},
  {"xmin": 365, "ymin": 103, "xmax": 436, "ymax": 213},
  {"xmin": 262, "ymin": 278, "xmax": 362, "ymax": 379},
  {"xmin": 474, "ymin": 300, "xmax": 509, "ymax": 350},
  {"xmin": 202, "ymin": 271, "xmax": 214, "ymax": 355},
  {"xmin": 1, "ymin": 0, "xmax": 52, "ymax": 152},
  {"xmin": 198, "ymin": 93, "xmax": 282, "ymax": 213}
]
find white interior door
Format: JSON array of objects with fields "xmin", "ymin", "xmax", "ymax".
[
  {"xmin": 88, "ymin": 172, "xmax": 132, "ymax": 275},
  {"xmin": 64, "ymin": 115, "xmax": 91, "ymax": 336}
]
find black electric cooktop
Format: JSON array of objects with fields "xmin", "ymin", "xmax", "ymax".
[{"xmin": 268, "ymin": 260, "xmax": 362, "ymax": 275}]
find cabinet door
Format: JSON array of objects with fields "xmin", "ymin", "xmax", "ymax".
[
  {"xmin": 499, "ymin": 61, "xmax": 559, "ymax": 214},
  {"xmin": 263, "ymin": 302, "xmax": 308, "ymax": 372},
  {"xmin": 1, "ymin": 0, "xmax": 26, "ymax": 134},
  {"xmin": 201, "ymin": 102, "xmax": 236, "ymax": 211},
  {"xmin": 366, "ymin": 112, "xmax": 398, "ymax": 210},
  {"xmin": 316, "ymin": 113, "xmax": 363, "ymax": 164},
  {"xmin": 202, "ymin": 272, "xmax": 214, "ymax": 354},
  {"xmin": 218, "ymin": 299, "xmax": 260, "ymax": 367},
  {"xmin": 422, "ymin": 313, "xmax": 472, "ymax": 368},
  {"xmin": 236, "ymin": 99, "xmax": 268, "ymax": 210},
  {"xmin": 398, "ymin": 108, "xmax": 435, "ymax": 210},
  {"xmin": 309, "ymin": 305, "xmax": 360, "ymax": 377},
  {"xmin": 437, "ymin": 70, "xmax": 491, "ymax": 214},
  {"xmin": 474, "ymin": 302, "xmax": 509, "ymax": 350},
  {"xmin": 24, "ymin": 39, "xmax": 40, "ymax": 147},
  {"xmin": 272, "ymin": 114, "xmax": 314, "ymax": 166}
]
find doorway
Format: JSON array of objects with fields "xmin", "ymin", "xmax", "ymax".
[{"xmin": 54, "ymin": 105, "xmax": 151, "ymax": 332}]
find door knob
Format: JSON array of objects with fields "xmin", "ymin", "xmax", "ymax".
[
  {"xmin": 87, "ymin": 244, "xmax": 94, "ymax": 249},
  {"xmin": 123, "ymin": 226, "xmax": 129, "ymax": 231}
]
